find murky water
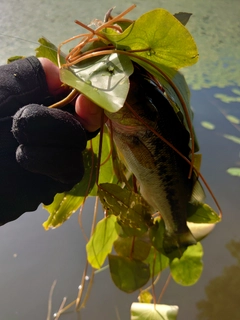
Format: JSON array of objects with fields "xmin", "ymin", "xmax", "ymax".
[{"xmin": 0, "ymin": 0, "xmax": 239, "ymax": 319}]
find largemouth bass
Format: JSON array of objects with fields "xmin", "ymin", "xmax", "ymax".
[{"xmin": 106, "ymin": 65, "xmax": 203, "ymax": 253}]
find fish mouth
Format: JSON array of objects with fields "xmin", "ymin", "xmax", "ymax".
[{"xmin": 163, "ymin": 228, "xmax": 197, "ymax": 258}]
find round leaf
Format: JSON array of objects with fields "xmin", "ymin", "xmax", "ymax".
[
  {"xmin": 223, "ymin": 134, "xmax": 240, "ymax": 144},
  {"xmin": 170, "ymin": 242, "xmax": 203, "ymax": 286},
  {"xmin": 227, "ymin": 167, "xmax": 240, "ymax": 177},
  {"xmin": 109, "ymin": 254, "xmax": 150, "ymax": 293},
  {"xmin": 113, "ymin": 235, "xmax": 151, "ymax": 261},
  {"xmin": 201, "ymin": 121, "xmax": 215, "ymax": 130},
  {"xmin": 225, "ymin": 115, "xmax": 240, "ymax": 124},
  {"xmin": 131, "ymin": 303, "xmax": 179, "ymax": 320},
  {"xmin": 60, "ymin": 53, "xmax": 134, "ymax": 113},
  {"xmin": 105, "ymin": 8, "xmax": 198, "ymax": 69}
]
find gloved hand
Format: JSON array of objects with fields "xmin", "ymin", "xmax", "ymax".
[{"xmin": 0, "ymin": 56, "xmax": 97, "ymax": 225}]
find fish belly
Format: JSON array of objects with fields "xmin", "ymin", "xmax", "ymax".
[
  {"xmin": 107, "ymin": 65, "xmax": 197, "ymax": 253},
  {"xmin": 112, "ymin": 127, "xmax": 196, "ymax": 253}
]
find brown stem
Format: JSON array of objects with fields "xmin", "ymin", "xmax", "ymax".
[{"xmin": 48, "ymin": 89, "xmax": 79, "ymax": 109}]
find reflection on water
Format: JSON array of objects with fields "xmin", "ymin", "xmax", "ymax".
[
  {"xmin": 197, "ymin": 240, "xmax": 240, "ymax": 320},
  {"xmin": 0, "ymin": 0, "xmax": 240, "ymax": 319}
]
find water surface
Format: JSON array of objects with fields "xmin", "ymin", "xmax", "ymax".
[{"xmin": 0, "ymin": 1, "xmax": 239, "ymax": 319}]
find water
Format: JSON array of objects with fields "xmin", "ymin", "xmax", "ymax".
[{"xmin": 0, "ymin": 0, "xmax": 240, "ymax": 319}]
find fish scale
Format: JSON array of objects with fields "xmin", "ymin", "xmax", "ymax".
[{"xmin": 106, "ymin": 65, "xmax": 200, "ymax": 253}]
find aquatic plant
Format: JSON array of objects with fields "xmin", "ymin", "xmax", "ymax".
[{"xmin": 10, "ymin": 5, "xmax": 222, "ymax": 319}]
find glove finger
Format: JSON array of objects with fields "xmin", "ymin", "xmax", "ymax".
[
  {"xmin": 16, "ymin": 144, "xmax": 84, "ymax": 185},
  {"xmin": 12, "ymin": 104, "xmax": 87, "ymax": 150},
  {"xmin": 1, "ymin": 165, "xmax": 75, "ymax": 225},
  {"xmin": 0, "ymin": 57, "xmax": 49, "ymax": 118}
]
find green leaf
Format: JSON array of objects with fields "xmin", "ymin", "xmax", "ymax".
[
  {"xmin": 113, "ymin": 235, "xmax": 151, "ymax": 261},
  {"xmin": 214, "ymin": 93, "xmax": 240, "ymax": 103},
  {"xmin": 232, "ymin": 88, "xmax": 240, "ymax": 95},
  {"xmin": 60, "ymin": 53, "xmax": 134, "ymax": 112},
  {"xmin": 187, "ymin": 202, "xmax": 221, "ymax": 223},
  {"xmin": 111, "ymin": 142, "xmax": 129, "ymax": 185},
  {"xmin": 105, "ymin": 8, "xmax": 198, "ymax": 69},
  {"xmin": 223, "ymin": 134, "xmax": 240, "ymax": 144},
  {"xmin": 108, "ymin": 254, "xmax": 150, "ymax": 293},
  {"xmin": 131, "ymin": 303, "xmax": 179, "ymax": 320},
  {"xmin": 98, "ymin": 183, "xmax": 152, "ymax": 236},
  {"xmin": 7, "ymin": 56, "xmax": 25, "ymax": 63},
  {"xmin": 193, "ymin": 153, "xmax": 202, "ymax": 172},
  {"xmin": 149, "ymin": 220, "xmax": 165, "ymax": 253},
  {"xmin": 35, "ymin": 37, "xmax": 66, "ymax": 66},
  {"xmin": 170, "ymin": 242, "xmax": 203, "ymax": 286},
  {"xmin": 144, "ymin": 246, "xmax": 169, "ymax": 276},
  {"xmin": 86, "ymin": 215, "xmax": 118, "ymax": 269},
  {"xmin": 227, "ymin": 167, "xmax": 240, "ymax": 177},
  {"xmin": 88, "ymin": 130, "xmax": 116, "ymax": 196},
  {"xmin": 138, "ymin": 291, "xmax": 153, "ymax": 304},
  {"xmin": 43, "ymin": 149, "xmax": 97, "ymax": 230},
  {"xmin": 201, "ymin": 121, "xmax": 215, "ymax": 130},
  {"xmin": 225, "ymin": 115, "xmax": 240, "ymax": 124}
]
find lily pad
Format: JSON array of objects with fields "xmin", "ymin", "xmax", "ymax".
[
  {"xmin": 225, "ymin": 115, "xmax": 240, "ymax": 124},
  {"xmin": 201, "ymin": 121, "xmax": 215, "ymax": 130},
  {"xmin": 113, "ymin": 235, "xmax": 151, "ymax": 261},
  {"xmin": 109, "ymin": 254, "xmax": 150, "ymax": 293},
  {"xmin": 223, "ymin": 134, "xmax": 240, "ymax": 144},
  {"xmin": 131, "ymin": 303, "xmax": 179, "ymax": 320},
  {"xmin": 104, "ymin": 8, "xmax": 198, "ymax": 69},
  {"xmin": 227, "ymin": 167, "xmax": 240, "ymax": 177},
  {"xmin": 170, "ymin": 242, "xmax": 203, "ymax": 286},
  {"xmin": 60, "ymin": 53, "xmax": 134, "ymax": 112}
]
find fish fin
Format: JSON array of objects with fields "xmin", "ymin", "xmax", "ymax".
[
  {"xmin": 163, "ymin": 228, "xmax": 197, "ymax": 258},
  {"xmin": 190, "ymin": 179, "xmax": 205, "ymax": 204}
]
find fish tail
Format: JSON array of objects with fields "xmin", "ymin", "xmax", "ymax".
[{"xmin": 163, "ymin": 228, "xmax": 197, "ymax": 257}]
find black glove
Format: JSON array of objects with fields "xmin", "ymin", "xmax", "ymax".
[{"xmin": 0, "ymin": 57, "xmax": 92, "ymax": 225}]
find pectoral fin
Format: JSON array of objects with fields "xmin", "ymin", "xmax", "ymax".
[{"xmin": 190, "ymin": 179, "xmax": 205, "ymax": 204}]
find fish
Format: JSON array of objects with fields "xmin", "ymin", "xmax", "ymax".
[{"xmin": 105, "ymin": 64, "xmax": 204, "ymax": 255}]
